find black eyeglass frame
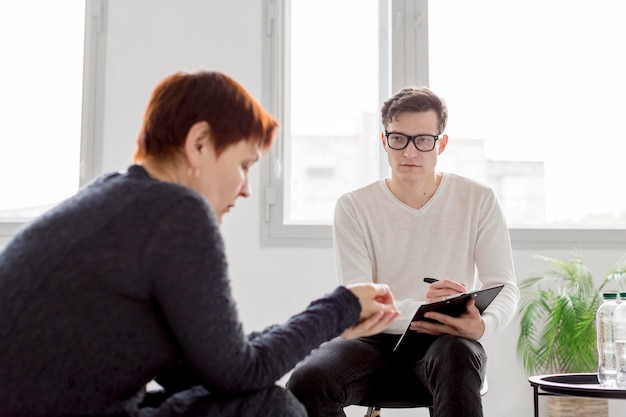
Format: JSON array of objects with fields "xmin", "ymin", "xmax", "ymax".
[{"xmin": 384, "ymin": 130, "xmax": 441, "ymax": 152}]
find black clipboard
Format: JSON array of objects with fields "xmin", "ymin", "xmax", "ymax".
[{"xmin": 392, "ymin": 284, "xmax": 504, "ymax": 352}]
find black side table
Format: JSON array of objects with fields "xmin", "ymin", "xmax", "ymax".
[{"xmin": 528, "ymin": 373, "xmax": 626, "ymax": 417}]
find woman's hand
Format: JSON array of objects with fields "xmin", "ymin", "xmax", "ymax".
[{"xmin": 341, "ymin": 283, "xmax": 399, "ymax": 339}]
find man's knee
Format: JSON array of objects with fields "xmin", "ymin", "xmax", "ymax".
[
  {"xmin": 287, "ymin": 360, "xmax": 328, "ymax": 398},
  {"xmin": 287, "ymin": 341, "xmax": 355, "ymax": 395},
  {"xmin": 427, "ymin": 335, "xmax": 486, "ymax": 373},
  {"xmin": 433, "ymin": 335, "xmax": 484, "ymax": 357}
]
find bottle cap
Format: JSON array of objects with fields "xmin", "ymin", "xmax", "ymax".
[{"xmin": 603, "ymin": 292, "xmax": 618, "ymax": 300}]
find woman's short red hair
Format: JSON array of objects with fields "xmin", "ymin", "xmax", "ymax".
[{"xmin": 134, "ymin": 70, "xmax": 278, "ymax": 162}]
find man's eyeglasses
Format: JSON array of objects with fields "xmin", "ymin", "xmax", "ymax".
[{"xmin": 384, "ymin": 131, "xmax": 441, "ymax": 152}]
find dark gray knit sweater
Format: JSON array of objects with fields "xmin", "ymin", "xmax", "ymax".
[{"xmin": 0, "ymin": 165, "xmax": 360, "ymax": 416}]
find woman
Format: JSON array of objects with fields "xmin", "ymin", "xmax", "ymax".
[{"xmin": 0, "ymin": 71, "xmax": 399, "ymax": 417}]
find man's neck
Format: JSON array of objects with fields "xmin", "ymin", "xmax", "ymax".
[{"xmin": 386, "ymin": 173, "xmax": 442, "ymax": 209}]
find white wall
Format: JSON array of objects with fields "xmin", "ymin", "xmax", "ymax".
[{"xmin": 97, "ymin": 1, "xmax": 626, "ymax": 416}]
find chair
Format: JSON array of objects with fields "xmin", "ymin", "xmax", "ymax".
[
  {"xmin": 357, "ymin": 378, "xmax": 488, "ymax": 417},
  {"xmin": 358, "ymin": 399, "xmax": 433, "ymax": 417}
]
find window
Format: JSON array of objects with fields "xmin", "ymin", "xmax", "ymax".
[
  {"xmin": 263, "ymin": 0, "xmax": 626, "ymax": 247},
  {"xmin": 0, "ymin": 0, "xmax": 104, "ymax": 239},
  {"xmin": 428, "ymin": 0, "xmax": 626, "ymax": 228}
]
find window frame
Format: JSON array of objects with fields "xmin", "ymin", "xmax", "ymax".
[
  {"xmin": 260, "ymin": 0, "xmax": 626, "ymax": 249},
  {"xmin": 0, "ymin": 0, "xmax": 106, "ymax": 242},
  {"xmin": 260, "ymin": 0, "xmax": 409, "ymax": 247}
]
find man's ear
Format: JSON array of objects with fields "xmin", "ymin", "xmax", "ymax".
[
  {"xmin": 184, "ymin": 121, "xmax": 211, "ymax": 167},
  {"xmin": 437, "ymin": 134, "xmax": 449, "ymax": 155},
  {"xmin": 380, "ymin": 132, "xmax": 388, "ymax": 152}
]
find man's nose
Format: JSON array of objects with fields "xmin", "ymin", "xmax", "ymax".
[{"xmin": 403, "ymin": 142, "xmax": 420, "ymax": 157}]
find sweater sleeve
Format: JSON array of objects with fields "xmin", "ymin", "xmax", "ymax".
[
  {"xmin": 333, "ymin": 194, "xmax": 376, "ymax": 286},
  {"xmin": 473, "ymin": 189, "xmax": 520, "ymax": 340},
  {"xmin": 333, "ymin": 190, "xmax": 425, "ymax": 331},
  {"xmin": 143, "ymin": 197, "xmax": 361, "ymax": 392}
]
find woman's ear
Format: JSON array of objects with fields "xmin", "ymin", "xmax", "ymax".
[{"xmin": 184, "ymin": 121, "xmax": 211, "ymax": 168}]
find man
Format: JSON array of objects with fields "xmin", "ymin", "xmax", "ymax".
[{"xmin": 287, "ymin": 86, "xmax": 519, "ymax": 417}]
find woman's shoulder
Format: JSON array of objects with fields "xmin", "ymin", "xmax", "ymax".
[
  {"xmin": 82, "ymin": 165, "xmax": 214, "ymax": 224},
  {"xmin": 119, "ymin": 165, "xmax": 207, "ymax": 203}
]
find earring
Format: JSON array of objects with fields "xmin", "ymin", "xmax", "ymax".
[{"xmin": 187, "ymin": 166, "xmax": 200, "ymax": 178}]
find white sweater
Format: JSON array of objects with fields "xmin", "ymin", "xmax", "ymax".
[{"xmin": 333, "ymin": 173, "xmax": 519, "ymax": 340}]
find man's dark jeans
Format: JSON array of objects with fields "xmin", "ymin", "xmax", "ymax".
[{"xmin": 287, "ymin": 332, "xmax": 486, "ymax": 417}]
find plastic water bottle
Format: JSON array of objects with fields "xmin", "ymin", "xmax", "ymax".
[
  {"xmin": 614, "ymin": 292, "xmax": 626, "ymax": 388},
  {"xmin": 597, "ymin": 292, "xmax": 618, "ymax": 387}
]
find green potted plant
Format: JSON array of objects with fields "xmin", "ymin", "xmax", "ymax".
[{"xmin": 517, "ymin": 254, "xmax": 626, "ymax": 417}]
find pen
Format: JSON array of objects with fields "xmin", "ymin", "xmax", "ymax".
[{"xmin": 423, "ymin": 277, "xmax": 438, "ymax": 284}]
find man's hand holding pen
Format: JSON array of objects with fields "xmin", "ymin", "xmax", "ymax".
[
  {"xmin": 423, "ymin": 277, "xmax": 466, "ymax": 302},
  {"xmin": 412, "ymin": 277, "xmax": 485, "ymax": 341}
]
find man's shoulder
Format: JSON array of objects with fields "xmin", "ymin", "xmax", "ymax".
[
  {"xmin": 340, "ymin": 180, "xmax": 385, "ymax": 200},
  {"xmin": 335, "ymin": 180, "xmax": 387, "ymax": 217},
  {"xmin": 336, "ymin": 181, "xmax": 386, "ymax": 212},
  {"xmin": 444, "ymin": 173, "xmax": 495, "ymax": 194}
]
